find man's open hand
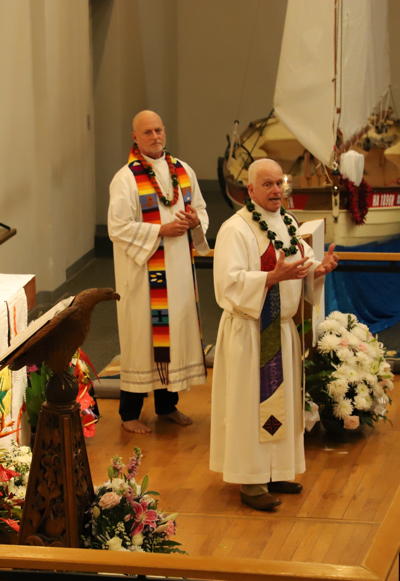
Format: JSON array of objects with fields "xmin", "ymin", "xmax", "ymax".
[
  {"xmin": 266, "ymin": 252, "xmax": 312, "ymax": 287},
  {"xmin": 314, "ymin": 243, "xmax": 339, "ymax": 278}
]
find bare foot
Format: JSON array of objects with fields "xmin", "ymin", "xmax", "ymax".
[
  {"xmin": 122, "ymin": 420, "xmax": 152, "ymax": 434},
  {"xmin": 161, "ymin": 410, "xmax": 193, "ymax": 426}
]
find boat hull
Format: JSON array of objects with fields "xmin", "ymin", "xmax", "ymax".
[{"xmin": 222, "ymin": 175, "xmax": 400, "ymax": 246}]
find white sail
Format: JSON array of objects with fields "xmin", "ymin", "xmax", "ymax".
[
  {"xmin": 338, "ymin": 0, "xmax": 390, "ymax": 144},
  {"xmin": 273, "ymin": 0, "xmax": 391, "ymax": 167},
  {"xmin": 274, "ymin": 0, "xmax": 336, "ymax": 166}
]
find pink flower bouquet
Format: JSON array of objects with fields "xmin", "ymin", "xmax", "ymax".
[{"xmin": 82, "ymin": 448, "xmax": 184, "ymax": 553}]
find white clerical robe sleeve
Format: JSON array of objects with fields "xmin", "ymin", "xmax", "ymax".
[
  {"xmin": 108, "ymin": 167, "xmax": 160, "ymax": 266},
  {"xmin": 214, "ymin": 222, "xmax": 267, "ymax": 320}
]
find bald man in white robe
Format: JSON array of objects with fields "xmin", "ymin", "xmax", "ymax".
[
  {"xmin": 210, "ymin": 159, "xmax": 338, "ymax": 510},
  {"xmin": 108, "ymin": 110, "xmax": 209, "ymax": 434}
]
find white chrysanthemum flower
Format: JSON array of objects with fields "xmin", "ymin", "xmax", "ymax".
[
  {"xmin": 366, "ymin": 341, "xmax": 383, "ymax": 360},
  {"xmin": 318, "ymin": 333, "xmax": 343, "ymax": 353},
  {"xmin": 132, "ymin": 533, "xmax": 144, "ymax": 546},
  {"xmin": 109, "ymin": 478, "xmax": 129, "ymax": 493},
  {"xmin": 356, "ymin": 383, "xmax": 370, "ymax": 396},
  {"xmin": 7, "ymin": 483, "xmax": 26, "ymax": 499},
  {"xmin": 354, "ymin": 351, "xmax": 371, "ymax": 368},
  {"xmin": 352, "ymin": 324, "xmax": 370, "ymax": 341},
  {"xmin": 372, "ymin": 383, "xmax": 385, "ymax": 398},
  {"xmin": 328, "ymin": 311, "xmax": 353, "ymax": 327},
  {"xmin": 380, "ymin": 378, "xmax": 394, "ymax": 391},
  {"xmin": 333, "ymin": 398, "xmax": 353, "ymax": 419},
  {"xmin": 14, "ymin": 454, "xmax": 32, "ymax": 465},
  {"xmin": 18, "ymin": 446, "xmax": 31, "ymax": 456},
  {"xmin": 354, "ymin": 394, "xmax": 372, "ymax": 411},
  {"xmin": 346, "ymin": 333, "xmax": 361, "ymax": 349},
  {"xmin": 378, "ymin": 360, "xmax": 393, "ymax": 377},
  {"xmin": 369, "ymin": 359, "xmax": 380, "ymax": 375},
  {"xmin": 318, "ymin": 319, "xmax": 344, "ymax": 335},
  {"xmin": 332, "ymin": 365, "xmax": 347, "ymax": 379},
  {"xmin": 106, "ymin": 536, "xmax": 128, "ymax": 551},
  {"xmin": 362, "ymin": 372, "xmax": 378, "ymax": 387},
  {"xmin": 336, "ymin": 347, "xmax": 355, "ymax": 363},
  {"xmin": 333, "ymin": 364, "xmax": 363, "ymax": 383},
  {"xmin": 327, "ymin": 379, "xmax": 349, "ymax": 399}
]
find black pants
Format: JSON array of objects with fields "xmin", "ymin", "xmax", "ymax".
[{"xmin": 119, "ymin": 389, "xmax": 179, "ymax": 422}]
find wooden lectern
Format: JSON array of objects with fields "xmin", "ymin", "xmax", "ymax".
[
  {"xmin": 18, "ymin": 372, "xmax": 94, "ymax": 546},
  {"xmin": 0, "ymin": 288, "xmax": 119, "ymax": 547}
]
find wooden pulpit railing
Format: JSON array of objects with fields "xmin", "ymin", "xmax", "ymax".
[
  {"xmin": 193, "ymin": 250, "xmax": 400, "ymax": 262},
  {"xmin": 0, "ymin": 522, "xmax": 399, "ymax": 581}
]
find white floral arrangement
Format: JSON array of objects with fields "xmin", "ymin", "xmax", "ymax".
[
  {"xmin": 305, "ymin": 311, "xmax": 395, "ymax": 431},
  {"xmin": 82, "ymin": 448, "xmax": 185, "ymax": 553},
  {"xmin": 0, "ymin": 442, "xmax": 32, "ymax": 533}
]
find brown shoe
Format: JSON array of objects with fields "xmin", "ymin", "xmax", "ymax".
[
  {"xmin": 240, "ymin": 490, "xmax": 281, "ymax": 511},
  {"xmin": 267, "ymin": 481, "xmax": 303, "ymax": 494}
]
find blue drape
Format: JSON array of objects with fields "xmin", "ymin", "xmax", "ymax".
[{"xmin": 325, "ymin": 236, "xmax": 400, "ymax": 333}]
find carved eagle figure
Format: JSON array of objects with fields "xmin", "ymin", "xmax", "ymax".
[{"xmin": 1, "ymin": 287, "xmax": 120, "ymax": 375}]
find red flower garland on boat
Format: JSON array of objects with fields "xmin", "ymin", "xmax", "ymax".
[{"xmin": 340, "ymin": 177, "xmax": 371, "ymax": 225}]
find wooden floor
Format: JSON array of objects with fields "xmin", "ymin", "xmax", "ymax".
[{"xmin": 86, "ymin": 371, "xmax": 400, "ymax": 571}]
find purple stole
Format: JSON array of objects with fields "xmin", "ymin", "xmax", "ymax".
[{"xmin": 259, "ymin": 243, "xmax": 286, "ymax": 442}]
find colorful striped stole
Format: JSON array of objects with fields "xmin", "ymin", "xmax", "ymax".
[{"xmin": 128, "ymin": 150, "xmax": 193, "ymax": 384}]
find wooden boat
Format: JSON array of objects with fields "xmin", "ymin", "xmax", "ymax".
[{"xmin": 220, "ymin": 0, "xmax": 400, "ymax": 246}]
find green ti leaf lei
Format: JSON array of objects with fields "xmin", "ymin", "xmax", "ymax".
[{"xmin": 245, "ymin": 198, "xmax": 300, "ymax": 256}]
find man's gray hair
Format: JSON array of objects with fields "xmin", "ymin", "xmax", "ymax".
[{"xmin": 247, "ymin": 158, "xmax": 281, "ymax": 185}]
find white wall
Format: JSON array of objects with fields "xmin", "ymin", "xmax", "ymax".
[
  {"xmin": 0, "ymin": 0, "xmax": 95, "ymax": 292},
  {"xmin": 176, "ymin": 0, "xmax": 287, "ymax": 178},
  {"xmin": 92, "ymin": 0, "xmax": 147, "ymax": 224},
  {"xmin": 92, "ymin": 0, "xmax": 180, "ymax": 223}
]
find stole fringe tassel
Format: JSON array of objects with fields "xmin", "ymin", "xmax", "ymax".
[{"xmin": 156, "ymin": 362, "xmax": 169, "ymax": 385}]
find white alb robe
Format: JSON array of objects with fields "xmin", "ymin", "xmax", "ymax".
[
  {"xmin": 108, "ymin": 154, "xmax": 209, "ymax": 393},
  {"xmin": 210, "ymin": 204, "xmax": 323, "ymax": 483}
]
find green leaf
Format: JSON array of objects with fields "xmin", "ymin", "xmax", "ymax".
[
  {"xmin": 297, "ymin": 318, "xmax": 313, "ymax": 335},
  {"xmin": 0, "ymin": 391, "xmax": 8, "ymax": 414},
  {"xmin": 141, "ymin": 474, "xmax": 149, "ymax": 494},
  {"xmin": 25, "ymin": 364, "xmax": 49, "ymax": 427}
]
